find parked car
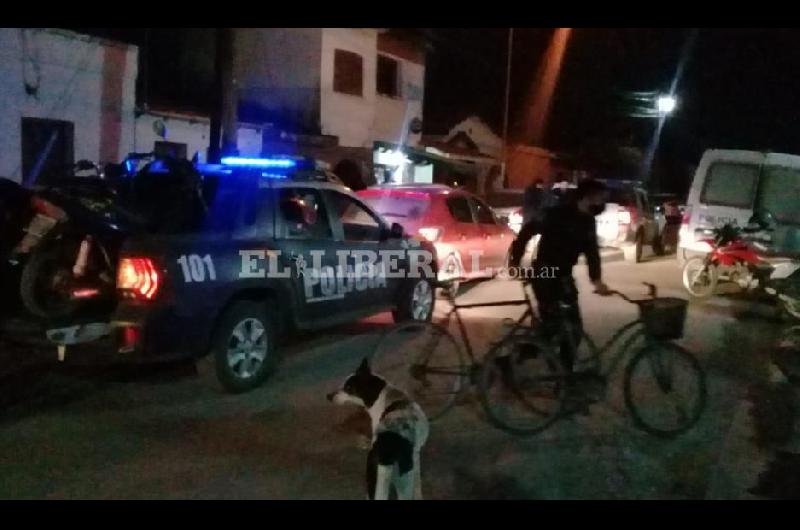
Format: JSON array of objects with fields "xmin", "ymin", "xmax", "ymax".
[
  {"xmin": 358, "ymin": 184, "xmax": 516, "ymax": 293},
  {"xmin": 595, "ymin": 180, "xmax": 666, "ymax": 263},
  {"xmin": 112, "ymin": 157, "xmax": 438, "ymax": 393},
  {"xmin": 485, "ymin": 189, "xmax": 525, "ymax": 233},
  {"xmin": 679, "ymin": 149, "xmax": 800, "ymax": 267}
]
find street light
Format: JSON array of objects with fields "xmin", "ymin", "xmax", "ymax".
[{"xmin": 656, "ymin": 94, "xmax": 677, "ymax": 115}]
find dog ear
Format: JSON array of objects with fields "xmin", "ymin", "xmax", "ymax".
[{"xmin": 357, "ymin": 357, "xmax": 371, "ymax": 374}]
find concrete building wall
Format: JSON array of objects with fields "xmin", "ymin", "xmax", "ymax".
[
  {"xmin": 0, "ymin": 28, "xmax": 137, "ymax": 182},
  {"xmin": 134, "ymin": 111, "xmax": 263, "ymax": 161},
  {"xmin": 371, "ymin": 52, "xmax": 424, "ymax": 147},
  {"xmin": 319, "ymin": 28, "xmax": 378, "ymax": 148}
]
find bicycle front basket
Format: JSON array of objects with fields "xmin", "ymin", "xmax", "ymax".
[{"xmin": 638, "ymin": 297, "xmax": 688, "ymax": 340}]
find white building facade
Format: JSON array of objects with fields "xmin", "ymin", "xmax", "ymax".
[{"xmin": 0, "ymin": 28, "xmax": 138, "ymax": 183}]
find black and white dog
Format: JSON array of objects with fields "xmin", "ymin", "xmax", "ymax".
[{"xmin": 327, "ymin": 358, "xmax": 429, "ymax": 500}]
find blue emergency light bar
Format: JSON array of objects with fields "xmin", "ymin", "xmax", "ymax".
[{"xmin": 220, "ymin": 156, "xmax": 297, "ymax": 168}]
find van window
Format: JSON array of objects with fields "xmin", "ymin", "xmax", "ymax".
[
  {"xmin": 701, "ymin": 162, "xmax": 759, "ymax": 208},
  {"xmin": 756, "ymin": 166, "xmax": 800, "ymax": 225}
]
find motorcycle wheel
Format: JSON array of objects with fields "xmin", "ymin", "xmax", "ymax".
[
  {"xmin": 19, "ymin": 241, "xmax": 81, "ymax": 320},
  {"xmin": 682, "ymin": 257, "xmax": 719, "ymax": 298}
]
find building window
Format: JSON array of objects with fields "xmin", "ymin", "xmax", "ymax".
[
  {"xmin": 154, "ymin": 141, "xmax": 188, "ymax": 159},
  {"xmin": 377, "ymin": 55, "xmax": 401, "ymax": 98},
  {"xmin": 333, "ymin": 49, "xmax": 363, "ymax": 97}
]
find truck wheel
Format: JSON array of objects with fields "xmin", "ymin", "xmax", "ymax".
[
  {"xmin": 393, "ymin": 278, "xmax": 435, "ymax": 323},
  {"xmin": 210, "ymin": 301, "xmax": 278, "ymax": 393},
  {"xmin": 635, "ymin": 232, "xmax": 645, "ymax": 263}
]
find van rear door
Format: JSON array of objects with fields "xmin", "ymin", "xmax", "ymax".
[
  {"xmin": 683, "ymin": 150, "xmax": 765, "ymax": 251},
  {"xmin": 759, "ymin": 153, "xmax": 800, "ymax": 253}
]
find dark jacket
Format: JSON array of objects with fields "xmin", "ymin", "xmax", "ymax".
[
  {"xmin": 522, "ymin": 185, "xmax": 557, "ymax": 224},
  {"xmin": 510, "ymin": 202, "xmax": 602, "ymax": 282}
]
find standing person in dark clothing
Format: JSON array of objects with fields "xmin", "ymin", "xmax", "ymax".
[
  {"xmin": 522, "ymin": 179, "xmax": 555, "ymax": 225},
  {"xmin": 509, "ymin": 178, "xmax": 612, "ymax": 377}
]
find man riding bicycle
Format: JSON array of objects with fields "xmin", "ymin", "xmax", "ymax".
[{"xmin": 509, "ymin": 178, "xmax": 613, "ymax": 378}]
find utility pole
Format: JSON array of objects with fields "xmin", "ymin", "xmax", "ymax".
[
  {"xmin": 500, "ymin": 27, "xmax": 513, "ymax": 189},
  {"xmin": 209, "ymin": 28, "xmax": 238, "ymax": 163}
]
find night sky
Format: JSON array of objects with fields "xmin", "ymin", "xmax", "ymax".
[
  {"xmin": 69, "ymin": 28, "xmax": 800, "ymax": 189},
  {"xmin": 426, "ymin": 29, "xmax": 800, "ymax": 164}
]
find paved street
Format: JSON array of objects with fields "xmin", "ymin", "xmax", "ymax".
[{"xmin": 0, "ymin": 255, "xmax": 796, "ymax": 499}]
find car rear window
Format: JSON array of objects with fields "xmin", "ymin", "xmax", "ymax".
[
  {"xmin": 360, "ymin": 195, "xmax": 429, "ymax": 222},
  {"xmin": 701, "ymin": 162, "xmax": 759, "ymax": 208},
  {"xmin": 756, "ymin": 166, "xmax": 800, "ymax": 225}
]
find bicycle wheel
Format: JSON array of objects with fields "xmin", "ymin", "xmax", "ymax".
[
  {"xmin": 370, "ymin": 321, "xmax": 466, "ymax": 421},
  {"xmin": 623, "ymin": 342, "xmax": 707, "ymax": 437},
  {"xmin": 478, "ymin": 331, "xmax": 566, "ymax": 435}
]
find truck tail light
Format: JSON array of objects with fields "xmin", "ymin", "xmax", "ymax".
[
  {"xmin": 681, "ymin": 206, "xmax": 692, "ymax": 226},
  {"xmin": 117, "ymin": 257, "xmax": 160, "ymax": 300},
  {"xmin": 418, "ymin": 227, "xmax": 442, "ymax": 242}
]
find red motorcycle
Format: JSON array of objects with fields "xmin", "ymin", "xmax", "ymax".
[{"xmin": 682, "ymin": 220, "xmax": 800, "ymax": 316}]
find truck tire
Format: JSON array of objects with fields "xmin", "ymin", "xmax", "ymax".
[
  {"xmin": 393, "ymin": 278, "xmax": 435, "ymax": 323},
  {"xmin": 635, "ymin": 231, "xmax": 645, "ymax": 263},
  {"xmin": 210, "ymin": 301, "xmax": 278, "ymax": 393}
]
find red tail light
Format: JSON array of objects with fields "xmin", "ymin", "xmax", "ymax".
[{"xmin": 117, "ymin": 257, "xmax": 160, "ymax": 300}]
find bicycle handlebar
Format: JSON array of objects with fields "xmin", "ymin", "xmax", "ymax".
[{"xmin": 601, "ymin": 282, "xmax": 658, "ymax": 304}]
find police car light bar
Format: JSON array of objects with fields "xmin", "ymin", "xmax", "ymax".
[{"xmin": 220, "ymin": 156, "xmax": 297, "ymax": 168}]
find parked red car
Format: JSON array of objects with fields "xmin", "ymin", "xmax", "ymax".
[{"xmin": 358, "ymin": 184, "xmax": 516, "ymax": 292}]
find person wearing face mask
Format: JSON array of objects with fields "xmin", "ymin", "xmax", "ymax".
[{"xmin": 509, "ymin": 178, "xmax": 613, "ymax": 392}]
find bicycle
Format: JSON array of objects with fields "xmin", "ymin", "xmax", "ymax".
[{"xmin": 370, "ymin": 277, "xmax": 707, "ymax": 438}]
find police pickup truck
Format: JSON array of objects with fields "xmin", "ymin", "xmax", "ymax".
[{"xmin": 112, "ymin": 156, "xmax": 438, "ymax": 393}]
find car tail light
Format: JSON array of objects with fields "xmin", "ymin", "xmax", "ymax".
[
  {"xmin": 418, "ymin": 227, "xmax": 442, "ymax": 242},
  {"xmin": 617, "ymin": 208, "xmax": 632, "ymax": 225},
  {"xmin": 117, "ymin": 257, "xmax": 160, "ymax": 300},
  {"xmin": 681, "ymin": 207, "xmax": 692, "ymax": 226}
]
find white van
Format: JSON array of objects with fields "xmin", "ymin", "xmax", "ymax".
[{"xmin": 678, "ymin": 149, "xmax": 800, "ymax": 266}]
